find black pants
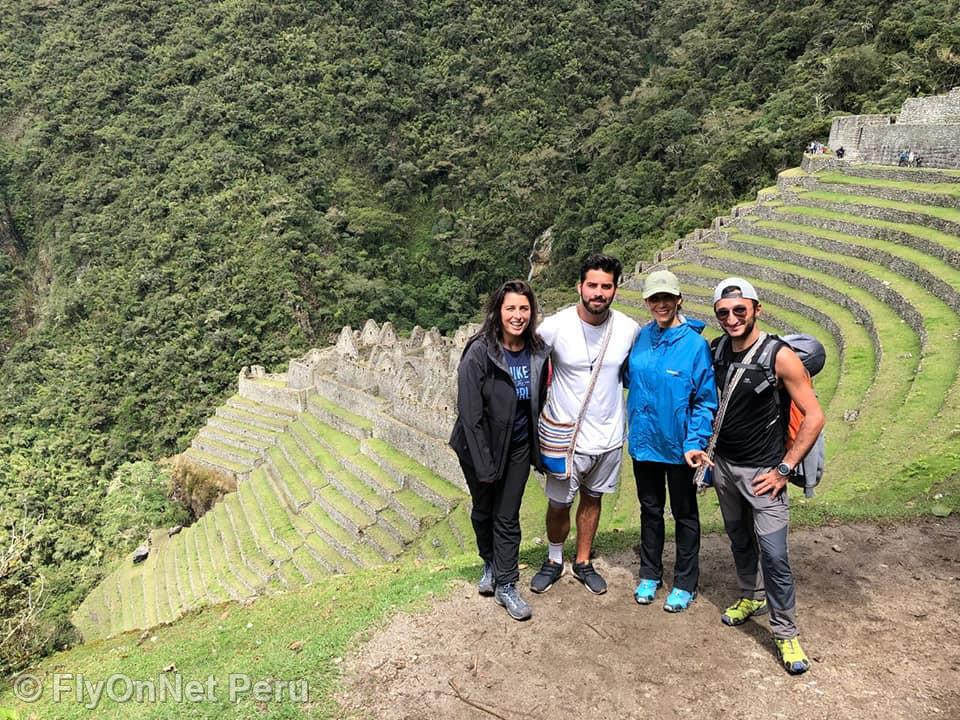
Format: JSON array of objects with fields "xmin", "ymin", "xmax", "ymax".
[
  {"xmin": 633, "ymin": 460, "xmax": 700, "ymax": 592},
  {"xmin": 466, "ymin": 441, "xmax": 530, "ymax": 586}
]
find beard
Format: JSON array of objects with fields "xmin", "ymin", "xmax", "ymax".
[
  {"xmin": 724, "ymin": 315, "xmax": 756, "ymax": 337},
  {"xmin": 580, "ymin": 294, "xmax": 612, "ymax": 316}
]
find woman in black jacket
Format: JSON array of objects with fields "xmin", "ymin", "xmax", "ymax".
[{"xmin": 449, "ymin": 279, "xmax": 551, "ymax": 621}]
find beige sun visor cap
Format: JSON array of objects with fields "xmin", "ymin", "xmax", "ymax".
[
  {"xmin": 712, "ymin": 277, "xmax": 760, "ymax": 304},
  {"xmin": 642, "ymin": 270, "xmax": 682, "ymax": 299}
]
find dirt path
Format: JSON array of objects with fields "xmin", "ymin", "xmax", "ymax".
[{"xmin": 337, "ymin": 518, "xmax": 960, "ymax": 720}]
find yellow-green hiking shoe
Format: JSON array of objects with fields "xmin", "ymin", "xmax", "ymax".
[
  {"xmin": 775, "ymin": 636, "xmax": 811, "ymax": 675},
  {"xmin": 721, "ymin": 597, "xmax": 768, "ymax": 626}
]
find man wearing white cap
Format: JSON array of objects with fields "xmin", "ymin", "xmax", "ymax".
[{"xmin": 710, "ymin": 277, "xmax": 825, "ymax": 675}]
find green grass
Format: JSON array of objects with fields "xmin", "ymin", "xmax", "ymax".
[
  {"xmin": 308, "ymin": 395, "xmax": 374, "ymax": 431},
  {"xmin": 798, "ymin": 188, "xmax": 960, "ymax": 225},
  {"xmin": 364, "ymin": 439, "xmax": 465, "ymax": 505},
  {"xmin": 771, "ymin": 204, "xmax": 960, "ymax": 253},
  {"xmin": 182, "ymin": 448, "xmax": 249, "ymax": 475},
  {"xmin": 817, "ymin": 171, "xmax": 960, "ymax": 198},
  {"xmin": 858, "ymin": 163, "xmax": 960, "ymax": 178},
  {"xmin": 751, "ymin": 217, "xmax": 960, "ymax": 291},
  {"xmin": 1, "ymin": 560, "xmax": 490, "ymax": 719}
]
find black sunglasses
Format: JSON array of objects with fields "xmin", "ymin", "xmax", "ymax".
[{"xmin": 715, "ymin": 305, "xmax": 749, "ymax": 320}]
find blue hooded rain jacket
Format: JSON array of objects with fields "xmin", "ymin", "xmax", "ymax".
[{"xmin": 624, "ymin": 316, "xmax": 718, "ymax": 465}]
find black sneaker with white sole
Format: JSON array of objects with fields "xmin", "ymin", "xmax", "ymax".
[
  {"xmin": 572, "ymin": 561, "xmax": 607, "ymax": 594},
  {"xmin": 529, "ymin": 559, "xmax": 564, "ymax": 594}
]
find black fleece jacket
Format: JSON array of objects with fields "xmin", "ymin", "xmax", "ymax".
[{"xmin": 448, "ymin": 335, "xmax": 551, "ymax": 484}]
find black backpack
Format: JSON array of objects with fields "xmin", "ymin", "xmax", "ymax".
[{"xmin": 713, "ymin": 333, "xmax": 826, "ymax": 497}]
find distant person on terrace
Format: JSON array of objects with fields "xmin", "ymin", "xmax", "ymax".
[{"xmin": 449, "ymin": 280, "xmax": 551, "ymax": 621}]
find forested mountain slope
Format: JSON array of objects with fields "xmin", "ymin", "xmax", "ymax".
[{"xmin": 0, "ymin": 0, "xmax": 957, "ymax": 671}]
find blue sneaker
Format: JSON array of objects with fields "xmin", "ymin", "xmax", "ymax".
[
  {"xmin": 634, "ymin": 578, "xmax": 661, "ymax": 605},
  {"xmin": 663, "ymin": 587, "xmax": 696, "ymax": 613}
]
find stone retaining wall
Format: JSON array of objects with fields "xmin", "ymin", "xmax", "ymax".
[{"xmin": 828, "ymin": 88, "xmax": 960, "ymax": 168}]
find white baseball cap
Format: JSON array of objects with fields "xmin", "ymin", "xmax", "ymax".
[{"xmin": 712, "ymin": 277, "xmax": 760, "ymax": 304}]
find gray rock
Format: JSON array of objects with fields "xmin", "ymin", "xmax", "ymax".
[
  {"xmin": 132, "ymin": 544, "xmax": 150, "ymax": 564},
  {"xmin": 168, "ymin": 525, "xmax": 183, "ymax": 537}
]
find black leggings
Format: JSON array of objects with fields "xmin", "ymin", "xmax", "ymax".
[{"xmin": 467, "ymin": 441, "xmax": 530, "ymax": 586}]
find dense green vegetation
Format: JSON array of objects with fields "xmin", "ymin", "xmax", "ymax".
[{"xmin": 0, "ymin": 0, "xmax": 958, "ymax": 673}]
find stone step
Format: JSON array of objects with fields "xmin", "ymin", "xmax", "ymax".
[
  {"xmin": 236, "ymin": 479, "xmax": 297, "ymax": 561},
  {"xmin": 171, "ymin": 530, "xmax": 203, "ymax": 610},
  {"xmin": 237, "ymin": 376, "xmax": 307, "ymax": 413},
  {"xmin": 198, "ymin": 512, "xmax": 254, "ymax": 601},
  {"xmin": 275, "ymin": 558, "xmax": 308, "ymax": 589},
  {"xmin": 723, "ymin": 231, "xmax": 939, "ymax": 345},
  {"xmin": 837, "ymin": 164, "xmax": 960, "ymax": 184},
  {"xmin": 276, "ymin": 433, "xmax": 330, "ymax": 495},
  {"xmin": 217, "ymin": 403, "xmax": 289, "ymax": 433},
  {"xmin": 207, "ymin": 414, "xmax": 281, "ymax": 446},
  {"xmin": 191, "ymin": 433, "xmax": 260, "ymax": 466},
  {"xmin": 300, "ymin": 503, "xmax": 381, "ymax": 568},
  {"xmin": 790, "ymin": 189, "xmax": 960, "ymax": 237},
  {"xmin": 360, "ymin": 523, "xmax": 404, "ymax": 561},
  {"xmin": 245, "ymin": 468, "xmax": 306, "ymax": 555},
  {"xmin": 738, "ymin": 219, "xmax": 960, "ymax": 312},
  {"xmin": 227, "ymin": 393, "xmax": 300, "ymax": 420},
  {"xmin": 184, "ymin": 523, "xmax": 229, "ymax": 606},
  {"xmin": 264, "ymin": 447, "xmax": 313, "ymax": 512},
  {"xmin": 301, "ymin": 533, "xmax": 353, "ymax": 574},
  {"xmin": 361, "ymin": 438, "xmax": 464, "ymax": 513},
  {"xmin": 307, "ymin": 395, "xmax": 372, "ymax": 440},
  {"xmin": 159, "ymin": 538, "xmax": 187, "ymax": 620},
  {"xmin": 314, "ymin": 484, "xmax": 375, "ymax": 538},
  {"xmin": 812, "ymin": 175, "xmax": 960, "ymax": 210},
  {"xmin": 221, "ymin": 493, "xmax": 281, "ymax": 581},
  {"xmin": 757, "ymin": 203, "xmax": 960, "ymax": 270},
  {"xmin": 211, "ymin": 502, "xmax": 271, "ymax": 592},
  {"xmin": 298, "ymin": 413, "xmax": 401, "ymax": 496},
  {"xmin": 290, "ymin": 544, "xmax": 329, "ymax": 583},
  {"xmin": 197, "ymin": 424, "xmax": 272, "ymax": 454},
  {"xmin": 181, "ymin": 446, "xmax": 250, "ymax": 479}
]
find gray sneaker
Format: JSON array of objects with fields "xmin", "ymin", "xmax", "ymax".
[
  {"xmin": 494, "ymin": 583, "xmax": 532, "ymax": 621},
  {"xmin": 478, "ymin": 561, "xmax": 495, "ymax": 596}
]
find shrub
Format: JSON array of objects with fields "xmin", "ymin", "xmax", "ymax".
[{"xmin": 169, "ymin": 456, "xmax": 237, "ymax": 519}]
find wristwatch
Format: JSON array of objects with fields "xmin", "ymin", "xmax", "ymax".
[{"xmin": 776, "ymin": 462, "xmax": 792, "ymax": 477}]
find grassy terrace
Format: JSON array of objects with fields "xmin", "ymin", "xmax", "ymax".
[
  {"xmin": 308, "ymin": 395, "xmax": 374, "ymax": 432},
  {"xmin": 857, "ymin": 163, "xmax": 960, "ymax": 178},
  {"xmin": 768, "ymin": 204, "xmax": 960, "ymax": 255},
  {"xmin": 796, "ymin": 187, "xmax": 960, "ymax": 225},
  {"xmin": 747, "ymin": 218, "xmax": 960, "ymax": 295},
  {"xmin": 816, "ymin": 171, "xmax": 960, "ymax": 199}
]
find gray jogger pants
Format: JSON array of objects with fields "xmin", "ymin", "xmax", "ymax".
[{"xmin": 714, "ymin": 455, "xmax": 798, "ymax": 639}]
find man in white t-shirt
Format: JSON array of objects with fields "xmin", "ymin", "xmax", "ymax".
[{"xmin": 531, "ymin": 254, "xmax": 640, "ymax": 595}]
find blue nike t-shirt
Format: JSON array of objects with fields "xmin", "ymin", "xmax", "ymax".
[{"xmin": 504, "ymin": 347, "xmax": 531, "ymax": 442}]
